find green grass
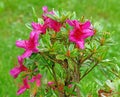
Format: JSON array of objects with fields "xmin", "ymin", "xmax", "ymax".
[{"xmin": 0, "ymin": 0, "xmax": 120, "ymax": 97}]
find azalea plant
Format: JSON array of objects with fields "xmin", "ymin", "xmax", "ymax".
[{"xmin": 10, "ymin": 6, "xmax": 113, "ymax": 97}]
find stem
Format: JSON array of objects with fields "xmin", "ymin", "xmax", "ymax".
[
  {"xmin": 76, "ymin": 63, "xmax": 81, "ymax": 97},
  {"xmin": 51, "ymin": 63, "xmax": 64, "ymax": 97},
  {"xmin": 39, "ymin": 52, "xmax": 61, "ymax": 64},
  {"xmin": 72, "ymin": 60, "xmax": 81, "ymax": 97},
  {"xmin": 101, "ymin": 65, "xmax": 120, "ymax": 79},
  {"xmin": 51, "ymin": 64, "xmax": 58, "ymax": 87},
  {"xmin": 80, "ymin": 53, "xmax": 94, "ymax": 64},
  {"xmin": 80, "ymin": 61, "xmax": 99, "ymax": 80}
]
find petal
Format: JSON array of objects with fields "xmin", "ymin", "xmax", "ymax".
[
  {"xmin": 20, "ymin": 65, "xmax": 28, "ymax": 71},
  {"xmin": 30, "ymin": 32, "xmax": 39, "ymax": 45},
  {"xmin": 36, "ymin": 79, "xmax": 41, "ymax": 87},
  {"xmin": 17, "ymin": 86, "xmax": 26, "ymax": 95},
  {"xmin": 37, "ymin": 74, "xmax": 42, "ymax": 79},
  {"xmin": 44, "ymin": 18, "xmax": 61, "ymax": 32},
  {"xmin": 31, "ymin": 22, "xmax": 41, "ymax": 30},
  {"xmin": 77, "ymin": 40, "xmax": 85, "ymax": 49},
  {"xmin": 82, "ymin": 21, "xmax": 91, "ymax": 29},
  {"xmin": 48, "ymin": 81, "xmax": 54, "ymax": 86},
  {"xmin": 67, "ymin": 20, "xmax": 79, "ymax": 28},
  {"xmin": 10, "ymin": 67, "xmax": 21, "ymax": 78},
  {"xmin": 18, "ymin": 56, "xmax": 23, "ymax": 66},
  {"xmin": 69, "ymin": 30, "xmax": 77, "ymax": 42},
  {"xmin": 66, "ymin": 20, "xmax": 75, "ymax": 26},
  {"xmin": 30, "ymin": 31, "xmax": 39, "ymax": 40},
  {"xmin": 33, "ymin": 47, "xmax": 39, "ymax": 53},
  {"xmin": 42, "ymin": 6, "xmax": 48, "ymax": 13},
  {"xmin": 16, "ymin": 40, "xmax": 27, "ymax": 49},
  {"xmin": 23, "ymin": 77, "xmax": 30, "ymax": 89},
  {"xmin": 21, "ymin": 50, "xmax": 32, "ymax": 59},
  {"xmin": 82, "ymin": 29, "xmax": 94, "ymax": 39},
  {"xmin": 29, "ymin": 76, "xmax": 36, "ymax": 83}
]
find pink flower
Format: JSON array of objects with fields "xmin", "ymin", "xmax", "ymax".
[
  {"xmin": 10, "ymin": 56, "xmax": 27, "ymax": 78},
  {"xmin": 48, "ymin": 81, "xmax": 54, "ymax": 86},
  {"xmin": 67, "ymin": 20, "xmax": 94, "ymax": 49},
  {"xmin": 17, "ymin": 77, "xmax": 30, "ymax": 95},
  {"xmin": 42, "ymin": 6, "xmax": 62, "ymax": 32},
  {"xmin": 31, "ymin": 22, "xmax": 47, "ymax": 34},
  {"xmin": 42, "ymin": 6, "xmax": 54, "ymax": 17},
  {"xmin": 29, "ymin": 74, "xmax": 42, "ymax": 87},
  {"xmin": 16, "ymin": 32, "xmax": 39, "ymax": 58},
  {"xmin": 68, "ymin": 84, "xmax": 72, "ymax": 88},
  {"xmin": 45, "ymin": 18, "xmax": 62, "ymax": 32}
]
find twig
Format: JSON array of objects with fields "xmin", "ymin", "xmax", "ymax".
[
  {"xmin": 39, "ymin": 52, "xmax": 61, "ymax": 64},
  {"xmin": 80, "ymin": 61, "xmax": 99, "ymax": 80},
  {"xmin": 80, "ymin": 53, "xmax": 94, "ymax": 64}
]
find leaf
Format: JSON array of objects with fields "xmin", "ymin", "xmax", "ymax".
[
  {"xmin": 25, "ymin": 23, "xmax": 32, "ymax": 30},
  {"xmin": 70, "ymin": 48, "xmax": 79, "ymax": 57},
  {"xmin": 105, "ymin": 80, "xmax": 115, "ymax": 90},
  {"xmin": 56, "ymin": 54, "xmax": 66, "ymax": 61},
  {"xmin": 32, "ymin": 7, "xmax": 38, "ymax": 22},
  {"xmin": 69, "ymin": 44, "xmax": 74, "ymax": 51},
  {"xmin": 38, "ymin": 18, "xmax": 44, "ymax": 24},
  {"xmin": 70, "ymin": 12, "xmax": 76, "ymax": 20},
  {"xmin": 41, "ymin": 32, "xmax": 51, "ymax": 49},
  {"xmin": 46, "ymin": 14, "xmax": 57, "ymax": 20}
]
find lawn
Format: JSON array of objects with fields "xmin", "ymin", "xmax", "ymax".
[{"xmin": 0, "ymin": 0, "xmax": 120, "ymax": 97}]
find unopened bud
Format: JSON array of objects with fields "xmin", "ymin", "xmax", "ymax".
[
  {"xmin": 66, "ymin": 50, "xmax": 70, "ymax": 57},
  {"xmin": 100, "ymin": 38, "xmax": 105, "ymax": 46}
]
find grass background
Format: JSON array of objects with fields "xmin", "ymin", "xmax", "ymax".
[{"xmin": 0, "ymin": 0, "xmax": 120, "ymax": 97}]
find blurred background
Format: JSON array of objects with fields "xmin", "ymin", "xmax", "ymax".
[{"xmin": 0, "ymin": 0, "xmax": 120, "ymax": 97}]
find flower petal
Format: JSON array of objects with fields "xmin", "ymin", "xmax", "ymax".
[
  {"xmin": 18, "ymin": 56, "xmax": 23, "ymax": 66},
  {"xmin": 82, "ymin": 29, "xmax": 94, "ymax": 39},
  {"xmin": 77, "ymin": 40, "xmax": 85, "ymax": 49},
  {"xmin": 21, "ymin": 50, "xmax": 32, "ymax": 59},
  {"xmin": 23, "ymin": 77, "xmax": 30, "ymax": 89},
  {"xmin": 82, "ymin": 21, "xmax": 91, "ymax": 29},
  {"xmin": 67, "ymin": 20, "xmax": 79, "ymax": 28},
  {"xmin": 45, "ymin": 18, "xmax": 62, "ymax": 32},
  {"xmin": 10, "ymin": 67, "xmax": 21, "ymax": 78},
  {"xmin": 17, "ymin": 86, "xmax": 26, "ymax": 95},
  {"xmin": 36, "ymin": 79, "xmax": 41, "ymax": 87},
  {"xmin": 16, "ymin": 40, "xmax": 27, "ymax": 48},
  {"xmin": 29, "ymin": 76, "xmax": 36, "ymax": 83},
  {"xmin": 42, "ymin": 6, "xmax": 48, "ymax": 13},
  {"xmin": 31, "ymin": 22, "xmax": 41, "ymax": 30},
  {"xmin": 48, "ymin": 81, "xmax": 54, "ymax": 86}
]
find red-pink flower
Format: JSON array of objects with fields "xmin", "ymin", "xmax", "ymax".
[
  {"xmin": 29, "ymin": 74, "xmax": 42, "ymax": 87},
  {"xmin": 42, "ymin": 6, "xmax": 62, "ymax": 32},
  {"xmin": 67, "ymin": 20, "xmax": 94, "ymax": 49},
  {"xmin": 10, "ymin": 56, "xmax": 27, "ymax": 78},
  {"xmin": 31, "ymin": 22, "xmax": 47, "ymax": 34},
  {"xmin": 48, "ymin": 81, "xmax": 54, "ymax": 86},
  {"xmin": 16, "ymin": 32, "xmax": 39, "ymax": 58},
  {"xmin": 17, "ymin": 77, "xmax": 30, "ymax": 95}
]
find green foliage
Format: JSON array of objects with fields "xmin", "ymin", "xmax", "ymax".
[{"xmin": 0, "ymin": 0, "xmax": 120, "ymax": 97}]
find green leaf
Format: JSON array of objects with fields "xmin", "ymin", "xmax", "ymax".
[
  {"xmin": 70, "ymin": 48, "xmax": 79, "ymax": 57},
  {"xmin": 56, "ymin": 54, "xmax": 66, "ymax": 61},
  {"xmin": 105, "ymin": 80, "xmax": 115, "ymax": 90},
  {"xmin": 41, "ymin": 32, "xmax": 51, "ymax": 49},
  {"xmin": 38, "ymin": 18, "xmax": 44, "ymax": 24},
  {"xmin": 46, "ymin": 14, "xmax": 57, "ymax": 20},
  {"xmin": 69, "ymin": 44, "xmax": 74, "ymax": 51},
  {"xmin": 32, "ymin": 7, "xmax": 38, "ymax": 22},
  {"xmin": 25, "ymin": 23, "xmax": 32, "ymax": 30}
]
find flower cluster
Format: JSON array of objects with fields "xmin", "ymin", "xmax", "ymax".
[{"xmin": 10, "ymin": 6, "xmax": 94, "ymax": 95}]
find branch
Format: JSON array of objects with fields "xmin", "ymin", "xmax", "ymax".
[
  {"xmin": 80, "ymin": 52, "xmax": 94, "ymax": 64},
  {"xmin": 80, "ymin": 61, "xmax": 99, "ymax": 80},
  {"xmin": 39, "ymin": 52, "xmax": 61, "ymax": 64}
]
